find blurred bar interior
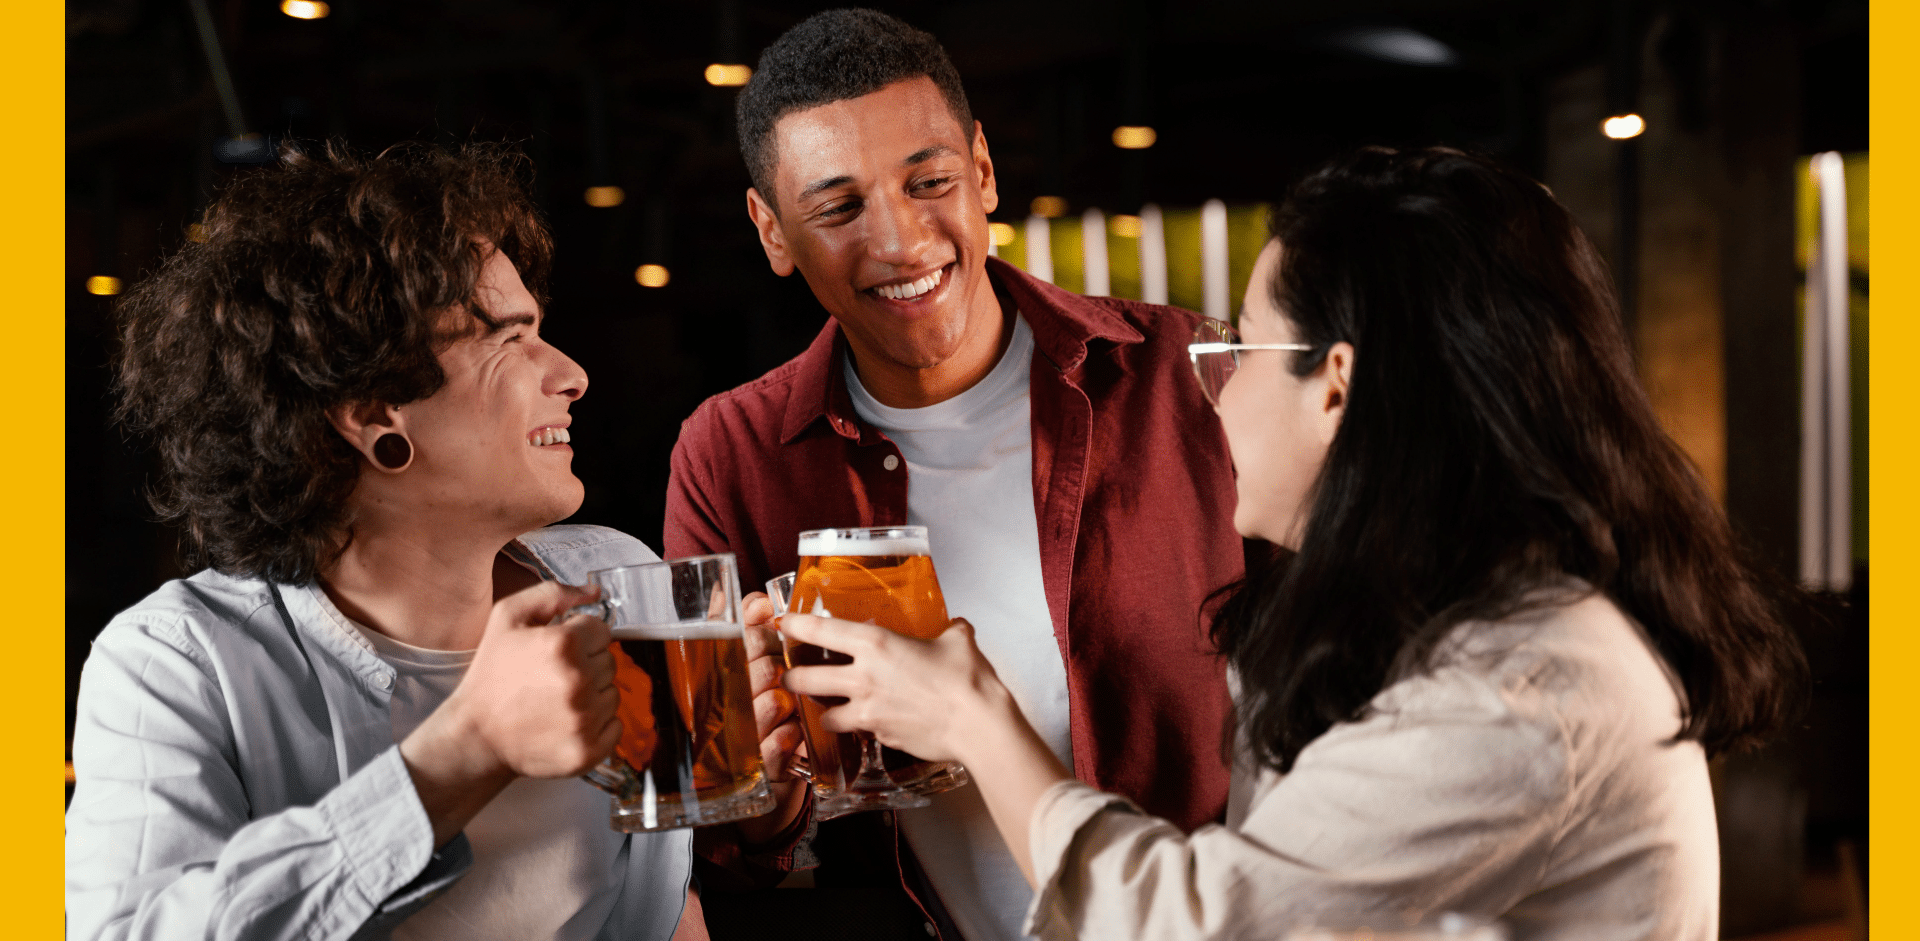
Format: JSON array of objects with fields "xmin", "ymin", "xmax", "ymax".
[{"xmin": 66, "ymin": 1, "xmax": 1866, "ymax": 936}]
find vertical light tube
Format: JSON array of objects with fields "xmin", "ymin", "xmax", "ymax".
[
  {"xmin": 1025, "ymin": 214, "xmax": 1054, "ymax": 284},
  {"xmin": 1800, "ymin": 152, "xmax": 1852, "ymax": 591},
  {"xmin": 1139, "ymin": 203, "xmax": 1168, "ymax": 305},
  {"xmin": 1201, "ymin": 199, "xmax": 1230, "ymax": 319},
  {"xmin": 1082, "ymin": 207, "xmax": 1110, "ymax": 296},
  {"xmin": 1817, "ymin": 152, "xmax": 1851, "ymax": 589}
]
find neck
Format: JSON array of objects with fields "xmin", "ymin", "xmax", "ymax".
[
  {"xmin": 849, "ymin": 279, "xmax": 1017, "ymax": 409},
  {"xmin": 318, "ymin": 511, "xmax": 537, "ymax": 651}
]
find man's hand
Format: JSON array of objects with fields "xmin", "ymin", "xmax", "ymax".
[
  {"xmin": 401, "ymin": 581, "xmax": 622, "ymax": 845},
  {"xmin": 737, "ymin": 590, "xmax": 809, "ymax": 844}
]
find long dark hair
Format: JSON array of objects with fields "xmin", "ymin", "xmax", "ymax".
[{"xmin": 1213, "ymin": 147, "xmax": 1804, "ymax": 772}]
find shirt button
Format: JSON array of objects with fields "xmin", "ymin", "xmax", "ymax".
[
  {"xmin": 883, "ymin": 455, "xmax": 900, "ymax": 471},
  {"xmin": 881, "ymin": 810, "xmax": 894, "ymax": 825},
  {"xmin": 923, "ymin": 923, "xmax": 936, "ymax": 937},
  {"xmin": 373, "ymin": 672, "xmax": 393, "ymax": 690}
]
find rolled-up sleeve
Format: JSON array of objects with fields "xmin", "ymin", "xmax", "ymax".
[
  {"xmin": 1024, "ymin": 666, "xmax": 1574, "ymax": 940},
  {"xmin": 66, "ymin": 618, "xmax": 467, "ymax": 941}
]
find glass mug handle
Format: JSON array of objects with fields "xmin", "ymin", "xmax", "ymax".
[
  {"xmin": 762, "ymin": 572, "xmax": 811, "ymax": 784},
  {"xmin": 566, "ymin": 595, "xmax": 640, "ymax": 800}
]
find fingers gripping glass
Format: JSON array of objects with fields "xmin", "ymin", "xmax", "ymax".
[{"xmin": 1187, "ymin": 319, "xmax": 1314, "ymax": 406}]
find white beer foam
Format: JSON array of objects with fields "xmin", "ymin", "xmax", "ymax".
[
  {"xmin": 796, "ymin": 530, "xmax": 930, "ymax": 557},
  {"xmin": 610, "ymin": 619, "xmax": 743, "ymax": 642}
]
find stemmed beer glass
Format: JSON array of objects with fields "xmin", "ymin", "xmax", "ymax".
[{"xmin": 767, "ymin": 526, "xmax": 969, "ymax": 819}]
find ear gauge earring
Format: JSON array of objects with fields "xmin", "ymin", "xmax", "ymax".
[{"xmin": 372, "ymin": 433, "xmax": 413, "ymax": 471}]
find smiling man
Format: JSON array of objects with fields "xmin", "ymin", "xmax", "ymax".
[{"xmin": 663, "ymin": 10, "xmax": 1247, "ymax": 941}]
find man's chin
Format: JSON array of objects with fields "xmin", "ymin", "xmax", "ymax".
[{"xmin": 527, "ymin": 485, "xmax": 586, "ymax": 532}]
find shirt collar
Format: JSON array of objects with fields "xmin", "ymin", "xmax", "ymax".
[{"xmin": 778, "ymin": 256, "xmax": 1146, "ymax": 445}]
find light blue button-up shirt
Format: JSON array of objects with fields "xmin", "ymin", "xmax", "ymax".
[{"xmin": 67, "ymin": 525, "xmax": 693, "ymax": 941}]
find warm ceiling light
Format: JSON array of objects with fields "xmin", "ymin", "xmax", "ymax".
[
  {"xmin": 584, "ymin": 185, "xmax": 626, "ymax": 208},
  {"xmin": 1602, "ymin": 114, "xmax": 1645, "ymax": 140},
  {"xmin": 280, "ymin": 0, "xmax": 330, "ymax": 19},
  {"xmin": 1109, "ymin": 214, "xmax": 1142, "ymax": 238},
  {"xmin": 988, "ymin": 222, "xmax": 1017, "ymax": 246},
  {"xmin": 1112, "ymin": 126, "xmax": 1157, "ymax": 149},
  {"xmin": 87, "ymin": 276, "xmax": 123, "ymax": 296},
  {"xmin": 705, "ymin": 64, "xmax": 753, "ymax": 87},
  {"xmin": 635, "ymin": 264, "xmax": 670, "ymax": 288},
  {"xmin": 1030, "ymin": 196, "xmax": 1068, "ymax": 218}
]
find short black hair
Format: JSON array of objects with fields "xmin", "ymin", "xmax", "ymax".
[{"xmin": 736, "ymin": 8, "xmax": 974, "ymax": 207}]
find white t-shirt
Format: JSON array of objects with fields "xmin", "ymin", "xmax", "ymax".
[
  {"xmin": 846, "ymin": 313, "xmax": 1072, "ymax": 941},
  {"xmin": 317, "ymin": 587, "xmax": 631, "ymax": 941}
]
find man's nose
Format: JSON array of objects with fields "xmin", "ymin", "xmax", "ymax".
[{"xmin": 864, "ymin": 190, "xmax": 936, "ymax": 267}]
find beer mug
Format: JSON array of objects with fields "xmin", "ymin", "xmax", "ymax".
[
  {"xmin": 770, "ymin": 526, "xmax": 969, "ymax": 819},
  {"xmin": 576, "ymin": 554, "xmax": 776, "ymax": 831}
]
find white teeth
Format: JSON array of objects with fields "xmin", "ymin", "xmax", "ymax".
[
  {"xmin": 529, "ymin": 427, "xmax": 571, "ymax": 447},
  {"xmin": 874, "ymin": 266, "xmax": 943, "ymax": 300}
]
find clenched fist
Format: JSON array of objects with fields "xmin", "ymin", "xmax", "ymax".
[
  {"xmin": 451, "ymin": 580, "xmax": 623, "ymax": 778},
  {"xmin": 400, "ymin": 580, "xmax": 623, "ymax": 845}
]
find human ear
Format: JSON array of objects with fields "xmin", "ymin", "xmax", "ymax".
[
  {"xmin": 745, "ymin": 187, "xmax": 797, "ymax": 277},
  {"xmin": 326, "ymin": 400, "xmax": 410, "ymax": 473},
  {"xmin": 971, "ymin": 122, "xmax": 999, "ymax": 215},
  {"xmin": 1317, "ymin": 342, "xmax": 1355, "ymax": 437}
]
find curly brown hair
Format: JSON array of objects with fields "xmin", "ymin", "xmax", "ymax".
[{"xmin": 114, "ymin": 141, "xmax": 554, "ymax": 583}]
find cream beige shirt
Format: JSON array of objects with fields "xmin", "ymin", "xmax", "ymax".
[{"xmin": 1023, "ymin": 590, "xmax": 1718, "ymax": 941}]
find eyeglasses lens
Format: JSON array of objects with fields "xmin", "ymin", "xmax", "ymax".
[{"xmin": 1191, "ymin": 320, "xmax": 1239, "ymax": 406}]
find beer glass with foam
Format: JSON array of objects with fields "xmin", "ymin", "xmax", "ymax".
[
  {"xmin": 772, "ymin": 526, "xmax": 970, "ymax": 818},
  {"xmin": 576, "ymin": 554, "xmax": 775, "ymax": 831}
]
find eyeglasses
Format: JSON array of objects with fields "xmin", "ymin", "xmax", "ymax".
[{"xmin": 1187, "ymin": 319, "xmax": 1314, "ymax": 406}]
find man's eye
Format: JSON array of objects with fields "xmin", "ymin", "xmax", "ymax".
[
  {"xmin": 915, "ymin": 176, "xmax": 954, "ymax": 192},
  {"xmin": 817, "ymin": 199, "xmax": 859, "ymax": 220}
]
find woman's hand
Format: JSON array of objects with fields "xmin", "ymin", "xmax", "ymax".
[
  {"xmin": 735, "ymin": 590, "xmax": 810, "ymax": 844},
  {"xmin": 780, "ymin": 612, "xmax": 1072, "ymax": 885},
  {"xmin": 778, "ymin": 613, "xmax": 1009, "ymax": 766}
]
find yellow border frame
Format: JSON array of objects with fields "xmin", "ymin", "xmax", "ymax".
[
  {"xmin": 1869, "ymin": 0, "xmax": 1908, "ymax": 934},
  {"xmin": 16, "ymin": 3, "xmax": 62, "ymax": 934},
  {"xmin": 34, "ymin": 4, "xmax": 1899, "ymax": 937}
]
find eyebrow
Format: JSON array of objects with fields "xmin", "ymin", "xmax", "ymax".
[
  {"xmin": 904, "ymin": 144, "xmax": 960, "ymax": 165},
  {"xmin": 793, "ymin": 146, "xmax": 965, "ymax": 204},
  {"xmin": 797, "ymin": 175, "xmax": 855, "ymax": 204},
  {"xmin": 474, "ymin": 309, "xmax": 539, "ymax": 335}
]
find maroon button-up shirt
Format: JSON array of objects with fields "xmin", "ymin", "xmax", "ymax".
[{"xmin": 665, "ymin": 258, "xmax": 1245, "ymax": 928}]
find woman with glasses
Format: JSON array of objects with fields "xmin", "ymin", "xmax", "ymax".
[{"xmin": 774, "ymin": 147, "xmax": 1805, "ymax": 939}]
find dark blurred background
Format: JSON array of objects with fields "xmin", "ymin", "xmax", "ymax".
[{"xmin": 66, "ymin": 1, "xmax": 1867, "ymax": 936}]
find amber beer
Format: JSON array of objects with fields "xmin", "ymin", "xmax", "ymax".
[
  {"xmin": 786, "ymin": 527, "xmax": 969, "ymax": 813},
  {"xmin": 606, "ymin": 622, "xmax": 763, "ymax": 826},
  {"xmin": 579, "ymin": 556, "xmax": 774, "ymax": 831}
]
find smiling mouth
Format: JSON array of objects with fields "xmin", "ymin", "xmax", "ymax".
[
  {"xmin": 529, "ymin": 427, "xmax": 571, "ymax": 447},
  {"xmin": 868, "ymin": 264, "xmax": 948, "ymax": 302}
]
